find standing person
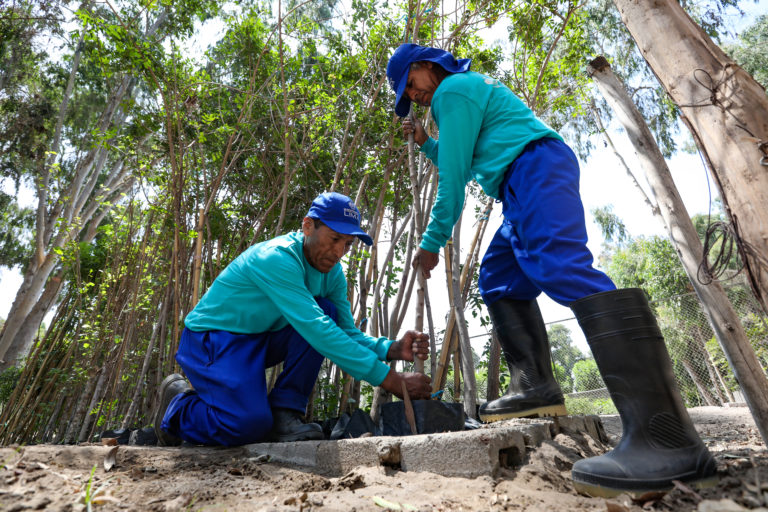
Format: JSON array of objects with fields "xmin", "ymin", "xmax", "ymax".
[
  {"xmin": 153, "ymin": 192, "xmax": 432, "ymax": 447},
  {"xmin": 386, "ymin": 43, "xmax": 716, "ymax": 497}
]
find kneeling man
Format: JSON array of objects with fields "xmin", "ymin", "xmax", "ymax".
[{"xmin": 154, "ymin": 192, "xmax": 432, "ymax": 446}]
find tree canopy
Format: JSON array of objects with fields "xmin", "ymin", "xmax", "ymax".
[{"xmin": 0, "ymin": 0, "xmax": 764, "ymax": 443}]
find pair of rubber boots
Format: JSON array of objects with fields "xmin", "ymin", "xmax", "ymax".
[
  {"xmin": 153, "ymin": 374, "xmax": 323, "ymax": 446},
  {"xmin": 480, "ymin": 288, "xmax": 717, "ymax": 498}
]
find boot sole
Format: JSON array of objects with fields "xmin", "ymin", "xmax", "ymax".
[
  {"xmin": 154, "ymin": 374, "xmax": 186, "ymax": 446},
  {"xmin": 573, "ymin": 473, "xmax": 719, "ymax": 499},
  {"xmin": 479, "ymin": 403, "xmax": 568, "ymax": 423}
]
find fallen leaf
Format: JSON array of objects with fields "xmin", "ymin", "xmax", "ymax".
[
  {"xmin": 630, "ymin": 490, "xmax": 667, "ymax": 505},
  {"xmin": 92, "ymin": 495, "xmax": 121, "ymax": 505},
  {"xmin": 672, "ymin": 479, "xmax": 703, "ymax": 501},
  {"xmin": 697, "ymin": 498, "xmax": 751, "ymax": 511},
  {"xmin": 605, "ymin": 502, "xmax": 630, "ymax": 512},
  {"xmin": 103, "ymin": 446, "xmax": 118, "ymax": 472},
  {"xmin": 373, "ymin": 496, "xmax": 402, "ymax": 510},
  {"xmin": 162, "ymin": 493, "xmax": 193, "ymax": 511}
]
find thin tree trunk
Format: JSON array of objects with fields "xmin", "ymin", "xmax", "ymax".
[
  {"xmin": 122, "ymin": 297, "xmax": 169, "ymax": 429},
  {"xmin": 680, "ymin": 358, "xmax": 717, "ymax": 406},
  {"xmin": 449, "ymin": 214, "xmax": 477, "ymax": 419},
  {"xmin": 487, "ymin": 329, "xmax": 501, "ymax": 401},
  {"xmin": 693, "ymin": 324, "xmax": 727, "ymax": 405},
  {"xmin": 588, "ymin": 56, "xmax": 768, "ymax": 446},
  {"xmin": 191, "ymin": 208, "xmax": 205, "ymax": 306}
]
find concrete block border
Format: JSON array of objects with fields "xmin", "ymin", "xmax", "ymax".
[{"xmin": 243, "ymin": 415, "xmax": 606, "ymax": 478}]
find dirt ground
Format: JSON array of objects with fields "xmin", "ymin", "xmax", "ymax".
[{"xmin": 1, "ymin": 406, "xmax": 766, "ymax": 512}]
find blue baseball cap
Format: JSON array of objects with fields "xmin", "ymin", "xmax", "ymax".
[
  {"xmin": 386, "ymin": 43, "xmax": 472, "ymax": 117},
  {"xmin": 306, "ymin": 192, "xmax": 373, "ymax": 246}
]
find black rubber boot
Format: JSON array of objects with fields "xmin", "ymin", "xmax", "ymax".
[
  {"xmin": 266, "ymin": 408, "xmax": 324, "ymax": 442},
  {"xmin": 479, "ymin": 299, "xmax": 567, "ymax": 422},
  {"xmin": 153, "ymin": 373, "xmax": 192, "ymax": 447},
  {"xmin": 570, "ymin": 288, "xmax": 718, "ymax": 498}
]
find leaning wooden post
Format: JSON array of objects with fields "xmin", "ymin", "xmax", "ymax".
[
  {"xmin": 588, "ymin": 55, "xmax": 768, "ymax": 446},
  {"xmin": 448, "ymin": 213, "xmax": 478, "ymax": 418},
  {"xmin": 191, "ymin": 207, "xmax": 205, "ymax": 306}
]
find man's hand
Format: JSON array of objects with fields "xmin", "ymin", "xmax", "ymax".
[
  {"xmin": 380, "ymin": 370, "xmax": 432, "ymax": 400},
  {"xmin": 387, "ymin": 330, "xmax": 429, "ymax": 362},
  {"xmin": 412, "ymin": 247, "xmax": 439, "ymax": 279},
  {"xmin": 402, "ymin": 117, "xmax": 427, "ymax": 146}
]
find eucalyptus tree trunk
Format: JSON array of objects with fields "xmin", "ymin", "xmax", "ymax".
[
  {"xmin": 448, "ymin": 213, "xmax": 477, "ymax": 418},
  {"xmin": 611, "ymin": 0, "xmax": 768, "ymax": 315},
  {"xmin": 588, "ymin": 56, "xmax": 768, "ymax": 446},
  {"xmin": 0, "ymin": 10, "xmax": 168, "ymax": 370}
]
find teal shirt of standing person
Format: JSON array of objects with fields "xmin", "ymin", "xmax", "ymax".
[
  {"xmin": 417, "ymin": 70, "xmax": 562, "ymax": 253},
  {"xmin": 185, "ymin": 231, "xmax": 393, "ymax": 385}
]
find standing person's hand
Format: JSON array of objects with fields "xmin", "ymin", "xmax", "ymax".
[
  {"xmin": 412, "ymin": 248, "xmax": 439, "ymax": 279},
  {"xmin": 387, "ymin": 331, "xmax": 429, "ymax": 361},
  {"xmin": 402, "ymin": 117, "xmax": 427, "ymax": 146}
]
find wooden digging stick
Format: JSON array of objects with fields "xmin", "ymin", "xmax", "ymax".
[{"xmin": 401, "ymin": 381, "xmax": 418, "ymax": 435}]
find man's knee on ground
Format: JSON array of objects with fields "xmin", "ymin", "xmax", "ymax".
[{"xmin": 217, "ymin": 407, "xmax": 273, "ymax": 445}]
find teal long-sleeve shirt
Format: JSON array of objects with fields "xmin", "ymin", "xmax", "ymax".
[
  {"xmin": 418, "ymin": 71, "xmax": 563, "ymax": 253},
  {"xmin": 184, "ymin": 232, "xmax": 393, "ymax": 386}
]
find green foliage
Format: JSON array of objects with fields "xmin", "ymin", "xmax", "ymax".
[
  {"xmin": 572, "ymin": 358, "xmax": 603, "ymax": 392},
  {"xmin": 0, "ymin": 366, "xmax": 22, "ymax": 406},
  {"xmin": 591, "ymin": 205, "xmax": 629, "ymax": 246},
  {"xmin": 565, "ymin": 396, "xmax": 617, "ymax": 415},
  {"xmin": 606, "ymin": 235, "xmax": 691, "ymax": 299},
  {"xmin": 548, "ymin": 324, "xmax": 583, "ymax": 393},
  {"xmin": 497, "ymin": 2, "xmax": 598, "ymax": 157},
  {"xmin": 552, "ymin": 362, "xmax": 573, "ymax": 394},
  {"xmin": 0, "ymin": 1, "xmax": 61, "ymax": 184},
  {"xmin": 582, "ymin": 0, "xmax": 743, "ymax": 158},
  {"xmin": 726, "ymin": 15, "xmax": 768, "ymax": 88},
  {"xmin": 0, "ymin": 190, "xmax": 34, "ymax": 270},
  {"xmin": 706, "ymin": 306, "xmax": 768, "ymax": 393}
]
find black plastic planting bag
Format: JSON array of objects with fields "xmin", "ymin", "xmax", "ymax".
[
  {"xmin": 379, "ymin": 400, "xmax": 465, "ymax": 436},
  {"xmin": 329, "ymin": 409, "xmax": 381, "ymax": 440}
]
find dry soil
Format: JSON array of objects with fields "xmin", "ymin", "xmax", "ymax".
[{"xmin": 1, "ymin": 406, "xmax": 766, "ymax": 511}]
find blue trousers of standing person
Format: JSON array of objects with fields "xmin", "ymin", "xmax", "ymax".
[
  {"xmin": 478, "ymin": 138, "xmax": 615, "ymax": 307},
  {"xmin": 160, "ymin": 298, "xmax": 336, "ymax": 446}
]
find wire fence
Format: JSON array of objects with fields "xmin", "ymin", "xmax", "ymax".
[{"xmin": 556, "ymin": 285, "xmax": 768, "ymax": 410}]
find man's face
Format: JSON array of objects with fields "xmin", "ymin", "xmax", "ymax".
[
  {"xmin": 405, "ymin": 62, "xmax": 440, "ymax": 108},
  {"xmin": 302, "ymin": 217, "xmax": 356, "ymax": 273}
]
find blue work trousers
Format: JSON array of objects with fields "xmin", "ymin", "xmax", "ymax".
[
  {"xmin": 161, "ymin": 298, "xmax": 336, "ymax": 446},
  {"xmin": 478, "ymin": 138, "xmax": 615, "ymax": 306}
]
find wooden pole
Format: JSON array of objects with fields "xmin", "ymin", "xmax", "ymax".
[{"xmin": 191, "ymin": 207, "xmax": 205, "ymax": 306}]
